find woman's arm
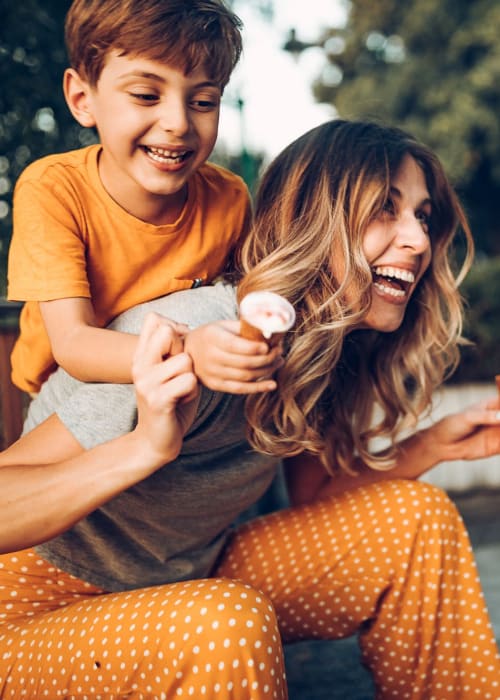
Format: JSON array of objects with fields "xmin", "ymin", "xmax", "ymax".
[
  {"xmin": 285, "ymin": 398, "xmax": 500, "ymax": 505},
  {"xmin": 0, "ymin": 313, "xmax": 198, "ymax": 553}
]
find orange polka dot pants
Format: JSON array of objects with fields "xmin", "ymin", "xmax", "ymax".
[
  {"xmin": 217, "ymin": 479, "xmax": 500, "ymax": 699},
  {"xmin": 0, "ymin": 563, "xmax": 286, "ymax": 699},
  {"xmin": 0, "ymin": 480, "xmax": 499, "ymax": 699}
]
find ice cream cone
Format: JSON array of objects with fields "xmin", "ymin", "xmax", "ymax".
[
  {"xmin": 239, "ymin": 291, "xmax": 295, "ymax": 346},
  {"xmin": 495, "ymin": 374, "xmax": 500, "ymax": 396},
  {"xmin": 239, "ymin": 317, "xmax": 286, "ymax": 346}
]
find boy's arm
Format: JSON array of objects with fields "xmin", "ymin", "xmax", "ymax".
[
  {"xmin": 40, "ymin": 297, "xmax": 187, "ymax": 383},
  {"xmin": 184, "ymin": 320, "xmax": 283, "ymax": 394}
]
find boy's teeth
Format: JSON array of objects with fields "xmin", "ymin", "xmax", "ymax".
[
  {"xmin": 373, "ymin": 266, "xmax": 415, "ymax": 283},
  {"xmin": 147, "ymin": 147, "xmax": 187, "ymax": 163}
]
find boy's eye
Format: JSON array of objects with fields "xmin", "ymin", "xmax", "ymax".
[
  {"xmin": 190, "ymin": 95, "xmax": 220, "ymax": 112},
  {"xmin": 129, "ymin": 92, "xmax": 158, "ymax": 102}
]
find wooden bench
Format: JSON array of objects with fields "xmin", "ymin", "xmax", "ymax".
[{"xmin": 0, "ymin": 300, "xmax": 25, "ymax": 449}]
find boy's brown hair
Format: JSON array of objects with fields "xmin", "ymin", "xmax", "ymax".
[{"xmin": 65, "ymin": 0, "xmax": 243, "ymax": 89}]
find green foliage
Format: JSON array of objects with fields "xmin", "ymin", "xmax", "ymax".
[
  {"xmin": 316, "ymin": 0, "xmax": 500, "ymax": 256},
  {"xmin": 0, "ymin": 0, "xmax": 83, "ymax": 293},
  {"xmin": 453, "ymin": 257, "xmax": 500, "ymax": 383}
]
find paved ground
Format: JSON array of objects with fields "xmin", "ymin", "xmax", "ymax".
[{"xmin": 284, "ymin": 488, "xmax": 500, "ymax": 699}]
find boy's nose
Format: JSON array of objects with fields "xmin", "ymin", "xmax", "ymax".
[{"xmin": 157, "ymin": 99, "xmax": 190, "ymax": 136}]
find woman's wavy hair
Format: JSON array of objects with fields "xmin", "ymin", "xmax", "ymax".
[{"xmin": 236, "ymin": 119, "xmax": 474, "ymax": 474}]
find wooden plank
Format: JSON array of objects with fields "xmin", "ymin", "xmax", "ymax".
[
  {"xmin": 0, "ymin": 301, "xmax": 25, "ymax": 449},
  {"xmin": 0, "ymin": 329, "xmax": 25, "ymax": 448}
]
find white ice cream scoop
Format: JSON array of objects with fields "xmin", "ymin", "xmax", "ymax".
[{"xmin": 239, "ymin": 291, "xmax": 296, "ymax": 345}]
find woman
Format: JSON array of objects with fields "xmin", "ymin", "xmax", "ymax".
[{"xmin": 1, "ymin": 120, "xmax": 499, "ymax": 699}]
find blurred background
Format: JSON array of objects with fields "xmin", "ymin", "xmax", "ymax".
[
  {"xmin": 1, "ymin": 5, "xmax": 500, "ymax": 693},
  {"xmin": 1, "ymin": 0, "xmax": 500, "ymax": 385}
]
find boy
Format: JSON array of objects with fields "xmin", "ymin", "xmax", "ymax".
[{"xmin": 7, "ymin": 0, "xmax": 278, "ymax": 395}]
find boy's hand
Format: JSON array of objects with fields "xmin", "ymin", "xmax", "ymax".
[{"xmin": 184, "ymin": 320, "xmax": 284, "ymax": 394}]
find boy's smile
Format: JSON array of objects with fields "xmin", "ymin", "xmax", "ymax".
[{"xmin": 67, "ymin": 52, "xmax": 221, "ymax": 225}]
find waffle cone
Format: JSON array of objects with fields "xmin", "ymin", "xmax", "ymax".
[
  {"xmin": 239, "ymin": 318, "xmax": 284, "ymax": 347},
  {"xmin": 495, "ymin": 374, "xmax": 500, "ymax": 396}
]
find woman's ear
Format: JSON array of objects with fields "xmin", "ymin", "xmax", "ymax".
[{"xmin": 63, "ymin": 68, "xmax": 96, "ymax": 128}]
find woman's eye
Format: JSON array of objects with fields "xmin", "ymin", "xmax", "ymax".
[
  {"xmin": 417, "ymin": 210, "xmax": 431, "ymax": 231},
  {"xmin": 381, "ymin": 199, "xmax": 395, "ymax": 217}
]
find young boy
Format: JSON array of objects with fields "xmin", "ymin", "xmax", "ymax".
[{"xmin": 7, "ymin": 0, "xmax": 278, "ymax": 396}]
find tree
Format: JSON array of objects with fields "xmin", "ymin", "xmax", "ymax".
[
  {"xmin": 0, "ymin": 0, "xmax": 80, "ymax": 294},
  {"xmin": 314, "ymin": 0, "xmax": 500, "ymax": 256}
]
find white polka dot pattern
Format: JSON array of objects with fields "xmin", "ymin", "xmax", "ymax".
[
  {"xmin": 218, "ymin": 479, "xmax": 500, "ymax": 698},
  {"xmin": 1, "ymin": 479, "xmax": 499, "ymax": 697},
  {"xmin": 0, "ymin": 554, "xmax": 286, "ymax": 699}
]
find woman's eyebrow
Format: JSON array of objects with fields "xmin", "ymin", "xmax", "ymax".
[{"xmin": 389, "ymin": 186, "xmax": 432, "ymax": 208}]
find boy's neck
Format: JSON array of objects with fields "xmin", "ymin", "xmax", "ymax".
[
  {"xmin": 97, "ymin": 148, "xmax": 189, "ymax": 225},
  {"xmin": 126, "ymin": 187, "xmax": 189, "ymax": 226}
]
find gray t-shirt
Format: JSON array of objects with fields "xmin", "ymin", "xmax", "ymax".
[{"xmin": 24, "ymin": 282, "xmax": 279, "ymax": 591}]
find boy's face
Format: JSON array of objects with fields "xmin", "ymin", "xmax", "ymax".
[{"xmin": 68, "ymin": 52, "xmax": 222, "ymax": 224}]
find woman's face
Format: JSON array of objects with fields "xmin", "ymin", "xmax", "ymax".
[{"xmin": 335, "ymin": 154, "xmax": 433, "ymax": 333}]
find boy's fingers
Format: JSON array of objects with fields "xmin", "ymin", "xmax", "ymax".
[
  {"xmin": 207, "ymin": 378, "xmax": 277, "ymax": 394},
  {"xmin": 216, "ymin": 320, "xmax": 270, "ymax": 355},
  {"xmin": 217, "ymin": 351, "xmax": 284, "ymax": 372}
]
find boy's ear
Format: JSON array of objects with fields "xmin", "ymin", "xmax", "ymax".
[{"xmin": 63, "ymin": 68, "xmax": 96, "ymax": 128}]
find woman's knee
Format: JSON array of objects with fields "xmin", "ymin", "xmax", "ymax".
[
  {"xmin": 157, "ymin": 578, "xmax": 285, "ymax": 698},
  {"xmin": 359, "ymin": 478, "xmax": 460, "ymax": 529},
  {"xmin": 169, "ymin": 578, "xmax": 281, "ymax": 650}
]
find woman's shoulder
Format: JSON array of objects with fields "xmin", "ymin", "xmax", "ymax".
[{"xmin": 110, "ymin": 282, "xmax": 238, "ymax": 336}]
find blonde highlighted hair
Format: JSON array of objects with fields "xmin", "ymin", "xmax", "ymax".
[
  {"xmin": 237, "ymin": 120, "xmax": 474, "ymax": 474},
  {"xmin": 65, "ymin": 0, "xmax": 242, "ymax": 88}
]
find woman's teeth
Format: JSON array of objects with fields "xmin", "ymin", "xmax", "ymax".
[
  {"xmin": 373, "ymin": 281, "xmax": 406, "ymax": 297},
  {"xmin": 373, "ymin": 266, "xmax": 415, "ymax": 283},
  {"xmin": 372, "ymin": 266, "xmax": 415, "ymax": 298}
]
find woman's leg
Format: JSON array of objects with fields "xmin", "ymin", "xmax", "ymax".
[
  {"xmin": 0, "ymin": 549, "xmax": 287, "ymax": 699},
  {"xmin": 216, "ymin": 479, "xmax": 500, "ymax": 699}
]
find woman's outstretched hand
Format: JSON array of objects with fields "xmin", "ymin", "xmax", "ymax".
[
  {"xmin": 132, "ymin": 313, "xmax": 199, "ymax": 466},
  {"xmin": 421, "ymin": 396, "xmax": 500, "ymax": 465},
  {"xmin": 291, "ymin": 394, "xmax": 500, "ymax": 504}
]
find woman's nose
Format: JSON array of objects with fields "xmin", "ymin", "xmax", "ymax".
[{"xmin": 396, "ymin": 212, "xmax": 430, "ymax": 253}]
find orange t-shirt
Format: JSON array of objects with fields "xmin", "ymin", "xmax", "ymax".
[{"xmin": 8, "ymin": 145, "xmax": 251, "ymax": 393}]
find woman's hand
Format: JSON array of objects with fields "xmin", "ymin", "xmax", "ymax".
[
  {"xmin": 132, "ymin": 313, "xmax": 199, "ymax": 466},
  {"xmin": 289, "ymin": 396, "xmax": 500, "ymax": 504},
  {"xmin": 420, "ymin": 397, "xmax": 500, "ymax": 464}
]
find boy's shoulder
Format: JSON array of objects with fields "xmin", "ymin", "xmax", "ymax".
[{"xmin": 16, "ymin": 145, "xmax": 100, "ymax": 186}]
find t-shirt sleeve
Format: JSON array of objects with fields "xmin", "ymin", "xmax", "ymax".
[
  {"xmin": 7, "ymin": 173, "xmax": 90, "ymax": 301},
  {"xmin": 223, "ymin": 172, "xmax": 253, "ymax": 258},
  {"xmin": 57, "ymin": 382, "xmax": 138, "ymax": 450}
]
